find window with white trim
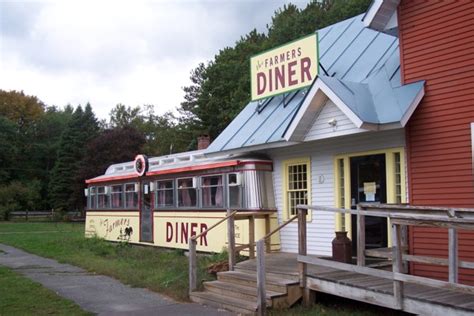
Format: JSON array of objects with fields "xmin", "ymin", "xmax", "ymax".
[
  {"xmin": 177, "ymin": 178, "xmax": 197, "ymax": 207},
  {"xmin": 201, "ymin": 175, "xmax": 224, "ymax": 208},
  {"xmin": 124, "ymin": 183, "xmax": 138, "ymax": 208},
  {"xmin": 283, "ymin": 158, "xmax": 311, "ymax": 219},
  {"xmin": 156, "ymin": 180, "xmax": 174, "ymax": 207},
  {"xmin": 97, "ymin": 186, "xmax": 109, "ymax": 208},
  {"xmin": 228, "ymin": 173, "xmax": 242, "ymax": 208}
]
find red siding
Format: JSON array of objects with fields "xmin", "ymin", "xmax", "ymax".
[{"xmin": 399, "ymin": 0, "xmax": 474, "ymax": 284}]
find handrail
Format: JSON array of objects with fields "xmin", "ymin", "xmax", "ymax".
[
  {"xmin": 255, "ymin": 209, "xmax": 307, "ymax": 316},
  {"xmin": 261, "ymin": 214, "xmax": 298, "ymax": 241},
  {"xmin": 296, "ymin": 203, "xmax": 474, "ymax": 311},
  {"xmin": 189, "ymin": 209, "xmax": 274, "ymax": 296},
  {"xmin": 191, "ymin": 210, "xmax": 237, "ymax": 241}
]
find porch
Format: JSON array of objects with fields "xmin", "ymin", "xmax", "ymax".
[{"xmin": 188, "ymin": 204, "xmax": 474, "ymax": 315}]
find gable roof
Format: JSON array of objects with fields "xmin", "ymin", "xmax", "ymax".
[{"xmin": 205, "ymin": 13, "xmax": 424, "ymax": 155}]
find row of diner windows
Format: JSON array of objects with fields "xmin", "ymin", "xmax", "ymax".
[{"xmin": 87, "ymin": 173, "xmax": 242, "ymax": 209}]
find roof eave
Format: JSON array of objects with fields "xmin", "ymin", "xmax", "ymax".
[
  {"xmin": 400, "ymin": 83, "xmax": 426, "ymax": 127},
  {"xmin": 363, "ymin": 0, "xmax": 400, "ymax": 34},
  {"xmin": 284, "ymin": 78, "xmax": 365, "ymax": 142},
  {"xmin": 204, "ymin": 140, "xmax": 299, "ymax": 158}
]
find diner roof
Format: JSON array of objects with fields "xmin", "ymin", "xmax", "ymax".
[{"xmin": 205, "ymin": 13, "xmax": 424, "ymax": 155}]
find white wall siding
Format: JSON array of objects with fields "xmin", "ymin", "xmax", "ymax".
[
  {"xmin": 304, "ymin": 100, "xmax": 366, "ymax": 142},
  {"xmin": 268, "ymin": 128, "xmax": 406, "ymax": 256}
]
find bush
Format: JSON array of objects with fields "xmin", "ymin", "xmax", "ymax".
[{"xmin": 0, "ymin": 180, "xmax": 41, "ymax": 220}]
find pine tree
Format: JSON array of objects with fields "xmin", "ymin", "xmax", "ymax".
[{"xmin": 49, "ymin": 105, "xmax": 99, "ymax": 212}]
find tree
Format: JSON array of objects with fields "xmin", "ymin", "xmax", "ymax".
[
  {"xmin": 0, "ymin": 116, "xmax": 18, "ymax": 184},
  {"xmin": 0, "ymin": 89, "xmax": 44, "ymax": 130},
  {"xmin": 77, "ymin": 126, "xmax": 146, "ymax": 184},
  {"xmin": 109, "ymin": 104, "xmax": 143, "ymax": 128},
  {"xmin": 0, "ymin": 180, "xmax": 41, "ymax": 220},
  {"xmin": 49, "ymin": 105, "xmax": 99, "ymax": 212},
  {"xmin": 179, "ymin": 0, "xmax": 371, "ymax": 143}
]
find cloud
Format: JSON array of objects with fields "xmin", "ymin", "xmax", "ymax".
[{"xmin": 0, "ymin": 0, "xmax": 307, "ymax": 119}]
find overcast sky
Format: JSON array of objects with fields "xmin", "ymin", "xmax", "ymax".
[{"xmin": 0, "ymin": 0, "xmax": 309, "ymax": 119}]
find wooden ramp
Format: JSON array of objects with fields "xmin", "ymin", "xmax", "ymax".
[{"xmin": 244, "ymin": 252, "xmax": 474, "ymax": 315}]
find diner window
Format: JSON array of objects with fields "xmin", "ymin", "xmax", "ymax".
[
  {"xmin": 156, "ymin": 180, "xmax": 174, "ymax": 207},
  {"xmin": 177, "ymin": 178, "xmax": 197, "ymax": 207},
  {"xmin": 283, "ymin": 158, "xmax": 311, "ymax": 219},
  {"xmin": 111, "ymin": 184, "xmax": 123, "ymax": 208},
  {"xmin": 97, "ymin": 186, "xmax": 109, "ymax": 208},
  {"xmin": 228, "ymin": 173, "xmax": 242, "ymax": 208},
  {"xmin": 202, "ymin": 175, "xmax": 223, "ymax": 208},
  {"xmin": 125, "ymin": 183, "xmax": 138, "ymax": 208},
  {"xmin": 89, "ymin": 186, "xmax": 96, "ymax": 209}
]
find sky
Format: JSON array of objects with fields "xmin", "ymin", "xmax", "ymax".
[{"xmin": 0, "ymin": 0, "xmax": 309, "ymax": 119}]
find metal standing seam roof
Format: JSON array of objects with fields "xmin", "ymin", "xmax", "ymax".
[{"xmin": 205, "ymin": 13, "xmax": 425, "ymax": 155}]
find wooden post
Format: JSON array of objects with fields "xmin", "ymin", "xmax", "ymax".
[
  {"xmin": 264, "ymin": 214, "xmax": 271, "ymax": 253},
  {"xmin": 298, "ymin": 208, "xmax": 307, "ymax": 289},
  {"xmin": 357, "ymin": 205, "xmax": 365, "ymax": 266},
  {"xmin": 449, "ymin": 227, "xmax": 458, "ymax": 283},
  {"xmin": 227, "ymin": 210, "xmax": 236, "ymax": 271},
  {"xmin": 249, "ymin": 216, "xmax": 255, "ymax": 259},
  {"xmin": 189, "ymin": 239, "xmax": 197, "ymax": 294},
  {"xmin": 256, "ymin": 239, "xmax": 266, "ymax": 316},
  {"xmin": 392, "ymin": 223, "xmax": 404, "ymax": 310},
  {"xmin": 401, "ymin": 225, "xmax": 409, "ymax": 273}
]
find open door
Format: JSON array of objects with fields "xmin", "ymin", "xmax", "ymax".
[{"xmin": 350, "ymin": 154, "xmax": 387, "ymax": 254}]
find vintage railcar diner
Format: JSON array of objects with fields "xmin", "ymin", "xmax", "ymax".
[{"xmin": 85, "ymin": 151, "xmax": 280, "ymax": 252}]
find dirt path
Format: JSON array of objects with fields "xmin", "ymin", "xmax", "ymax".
[{"xmin": 0, "ymin": 243, "xmax": 231, "ymax": 315}]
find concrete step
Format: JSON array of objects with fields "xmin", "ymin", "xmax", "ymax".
[
  {"xmin": 217, "ymin": 270, "xmax": 298, "ymax": 293},
  {"xmin": 190, "ymin": 291, "xmax": 257, "ymax": 315},
  {"xmin": 203, "ymin": 280, "xmax": 286, "ymax": 307}
]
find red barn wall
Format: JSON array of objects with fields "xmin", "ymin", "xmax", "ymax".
[{"xmin": 399, "ymin": 0, "xmax": 474, "ymax": 284}]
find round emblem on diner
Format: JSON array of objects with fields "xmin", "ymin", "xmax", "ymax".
[{"xmin": 134, "ymin": 154, "xmax": 148, "ymax": 176}]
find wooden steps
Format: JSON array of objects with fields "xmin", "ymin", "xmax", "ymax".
[{"xmin": 190, "ymin": 267, "xmax": 302, "ymax": 314}]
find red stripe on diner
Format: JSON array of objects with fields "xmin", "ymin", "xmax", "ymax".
[{"xmin": 85, "ymin": 174, "xmax": 139, "ymax": 184}]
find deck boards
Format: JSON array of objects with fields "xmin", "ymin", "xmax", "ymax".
[{"xmin": 236, "ymin": 252, "xmax": 474, "ymax": 315}]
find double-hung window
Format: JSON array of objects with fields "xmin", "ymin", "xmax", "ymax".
[
  {"xmin": 125, "ymin": 183, "xmax": 138, "ymax": 208},
  {"xmin": 97, "ymin": 186, "xmax": 109, "ymax": 208},
  {"xmin": 201, "ymin": 175, "xmax": 223, "ymax": 208},
  {"xmin": 283, "ymin": 158, "xmax": 311, "ymax": 220},
  {"xmin": 156, "ymin": 180, "xmax": 174, "ymax": 207},
  {"xmin": 89, "ymin": 186, "xmax": 96, "ymax": 209},
  {"xmin": 177, "ymin": 178, "xmax": 197, "ymax": 207},
  {"xmin": 228, "ymin": 173, "xmax": 242, "ymax": 208},
  {"xmin": 111, "ymin": 185, "xmax": 123, "ymax": 208}
]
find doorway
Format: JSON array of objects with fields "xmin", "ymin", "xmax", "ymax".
[
  {"xmin": 350, "ymin": 154, "xmax": 387, "ymax": 253},
  {"xmin": 140, "ymin": 181, "xmax": 153, "ymax": 242}
]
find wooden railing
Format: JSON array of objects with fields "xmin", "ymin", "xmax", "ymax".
[
  {"xmin": 188, "ymin": 209, "xmax": 275, "ymax": 294},
  {"xmin": 296, "ymin": 204, "xmax": 474, "ymax": 310},
  {"xmin": 255, "ymin": 210, "xmax": 306, "ymax": 316}
]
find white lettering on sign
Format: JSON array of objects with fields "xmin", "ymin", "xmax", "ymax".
[{"xmin": 251, "ymin": 33, "xmax": 318, "ymax": 101}]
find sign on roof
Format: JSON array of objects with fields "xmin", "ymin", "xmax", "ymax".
[{"xmin": 250, "ymin": 33, "xmax": 318, "ymax": 101}]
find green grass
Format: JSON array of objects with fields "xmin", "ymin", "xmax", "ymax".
[
  {"xmin": 0, "ymin": 266, "xmax": 90, "ymax": 315},
  {"xmin": 0, "ymin": 222, "xmax": 401, "ymax": 315},
  {"xmin": 0, "ymin": 222, "xmax": 225, "ymax": 301}
]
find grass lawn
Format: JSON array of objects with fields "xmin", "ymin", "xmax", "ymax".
[
  {"xmin": 0, "ymin": 222, "xmax": 399, "ymax": 315},
  {"xmin": 0, "ymin": 221, "xmax": 223, "ymax": 301},
  {"xmin": 0, "ymin": 266, "xmax": 90, "ymax": 315}
]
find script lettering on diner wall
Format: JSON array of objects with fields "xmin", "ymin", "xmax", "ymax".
[{"xmin": 250, "ymin": 33, "xmax": 318, "ymax": 101}]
